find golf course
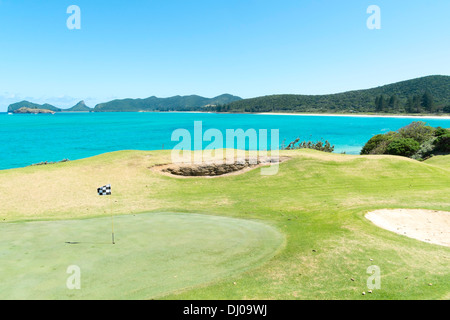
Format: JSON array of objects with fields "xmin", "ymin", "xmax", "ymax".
[{"xmin": 0, "ymin": 149, "xmax": 449, "ymax": 300}]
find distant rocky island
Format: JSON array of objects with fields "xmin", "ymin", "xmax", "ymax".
[
  {"xmin": 13, "ymin": 107, "xmax": 56, "ymax": 114},
  {"xmin": 8, "ymin": 100, "xmax": 93, "ymax": 113}
]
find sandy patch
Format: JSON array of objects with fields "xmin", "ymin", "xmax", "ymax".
[
  {"xmin": 257, "ymin": 112, "xmax": 450, "ymax": 120},
  {"xmin": 365, "ymin": 209, "xmax": 450, "ymax": 247}
]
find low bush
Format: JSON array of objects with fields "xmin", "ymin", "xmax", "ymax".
[
  {"xmin": 360, "ymin": 122, "xmax": 449, "ymax": 160},
  {"xmin": 360, "ymin": 134, "xmax": 388, "ymax": 155},
  {"xmin": 434, "ymin": 132, "xmax": 450, "ymax": 152},
  {"xmin": 385, "ymin": 138, "xmax": 421, "ymax": 157},
  {"xmin": 411, "ymin": 138, "xmax": 436, "ymax": 161},
  {"xmin": 397, "ymin": 121, "xmax": 435, "ymax": 143},
  {"xmin": 283, "ymin": 138, "xmax": 335, "ymax": 153},
  {"xmin": 434, "ymin": 127, "xmax": 448, "ymax": 137}
]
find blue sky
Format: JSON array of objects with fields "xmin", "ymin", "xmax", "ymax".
[{"xmin": 0, "ymin": 0, "xmax": 449, "ymax": 111}]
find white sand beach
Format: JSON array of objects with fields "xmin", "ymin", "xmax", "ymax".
[{"xmin": 257, "ymin": 112, "xmax": 450, "ymax": 120}]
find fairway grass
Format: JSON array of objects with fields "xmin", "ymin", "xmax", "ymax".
[
  {"xmin": 0, "ymin": 149, "xmax": 449, "ymax": 299},
  {"xmin": 0, "ymin": 212, "xmax": 284, "ymax": 299}
]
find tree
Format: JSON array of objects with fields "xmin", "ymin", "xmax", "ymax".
[
  {"xmin": 375, "ymin": 95, "xmax": 387, "ymax": 112},
  {"xmin": 388, "ymin": 94, "xmax": 399, "ymax": 112},
  {"xmin": 421, "ymin": 90, "xmax": 434, "ymax": 112},
  {"xmin": 412, "ymin": 95, "xmax": 422, "ymax": 113},
  {"xmin": 374, "ymin": 96, "xmax": 380, "ymax": 112},
  {"xmin": 405, "ymin": 96, "xmax": 414, "ymax": 113}
]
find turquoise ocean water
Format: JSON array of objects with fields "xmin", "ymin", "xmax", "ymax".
[{"xmin": 0, "ymin": 112, "xmax": 449, "ymax": 170}]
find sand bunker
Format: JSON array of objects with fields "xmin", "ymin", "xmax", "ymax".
[{"xmin": 366, "ymin": 209, "xmax": 450, "ymax": 247}]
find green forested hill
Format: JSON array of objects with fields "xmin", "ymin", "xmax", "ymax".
[
  {"xmin": 6, "ymin": 76, "xmax": 449, "ymax": 114},
  {"xmin": 65, "ymin": 100, "xmax": 92, "ymax": 112},
  {"xmin": 210, "ymin": 75, "xmax": 450, "ymax": 114},
  {"xmin": 93, "ymin": 94, "xmax": 242, "ymax": 112}
]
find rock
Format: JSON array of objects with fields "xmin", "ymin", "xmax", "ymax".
[
  {"xmin": 159, "ymin": 156, "xmax": 289, "ymax": 177},
  {"xmin": 14, "ymin": 107, "xmax": 55, "ymax": 114}
]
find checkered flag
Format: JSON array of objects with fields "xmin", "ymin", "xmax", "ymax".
[{"xmin": 97, "ymin": 184, "xmax": 111, "ymax": 196}]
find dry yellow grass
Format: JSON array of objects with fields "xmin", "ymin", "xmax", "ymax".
[
  {"xmin": 0, "ymin": 150, "xmax": 168, "ymax": 221},
  {"xmin": 0, "ymin": 149, "xmax": 285, "ymax": 221}
]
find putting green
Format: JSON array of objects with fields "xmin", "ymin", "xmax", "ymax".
[{"xmin": 0, "ymin": 212, "xmax": 283, "ymax": 300}]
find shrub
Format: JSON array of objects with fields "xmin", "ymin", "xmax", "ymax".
[
  {"xmin": 434, "ymin": 127, "xmax": 448, "ymax": 137},
  {"xmin": 360, "ymin": 132, "xmax": 396, "ymax": 155},
  {"xmin": 434, "ymin": 132, "xmax": 450, "ymax": 152},
  {"xmin": 361, "ymin": 123, "xmax": 449, "ymax": 160},
  {"xmin": 397, "ymin": 121, "xmax": 434, "ymax": 144},
  {"xmin": 411, "ymin": 138, "xmax": 436, "ymax": 161},
  {"xmin": 283, "ymin": 138, "xmax": 335, "ymax": 153},
  {"xmin": 360, "ymin": 134, "xmax": 386, "ymax": 155},
  {"xmin": 385, "ymin": 138, "xmax": 420, "ymax": 157}
]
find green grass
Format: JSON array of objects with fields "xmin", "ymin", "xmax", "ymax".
[
  {"xmin": 0, "ymin": 212, "xmax": 283, "ymax": 299},
  {"xmin": 0, "ymin": 149, "xmax": 449, "ymax": 299}
]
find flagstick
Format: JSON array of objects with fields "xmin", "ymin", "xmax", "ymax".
[
  {"xmin": 111, "ymin": 216, "xmax": 115, "ymax": 245},
  {"xmin": 110, "ymin": 195, "xmax": 115, "ymax": 245}
]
